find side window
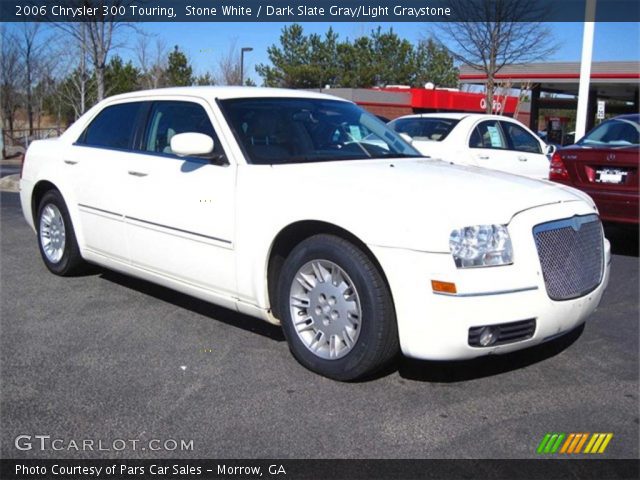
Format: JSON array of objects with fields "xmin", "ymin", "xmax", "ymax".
[
  {"xmin": 79, "ymin": 102, "xmax": 145, "ymax": 149},
  {"xmin": 469, "ymin": 121, "xmax": 508, "ymax": 150},
  {"xmin": 143, "ymin": 101, "xmax": 223, "ymax": 158},
  {"xmin": 502, "ymin": 122, "xmax": 542, "ymax": 154}
]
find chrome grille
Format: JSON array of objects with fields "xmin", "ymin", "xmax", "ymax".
[{"xmin": 533, "ymin": 214, "xmax": 604, "ymax": 301}]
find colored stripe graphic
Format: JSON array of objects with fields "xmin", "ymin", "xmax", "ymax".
[
  {"xmin": 585, "ymin": 433, "xmax": 614, "ymax": 454},
  {"xmin": 574, "ymin": 433, "xmax": 589, "ymax": 453},
  {"xmin": 537, "ymin": 433, "xmax": 552, "ymax": 454},
  {"xmin": 537, "ymin": 433, "xmax": 566, "ymax": 454},
  {"xmin": 538, "ymin": 433, "xmax": 613, "ymax": 454},
  {"xmin": 560, "ymin": 434, "xmax": 575, "ymax": 453}
]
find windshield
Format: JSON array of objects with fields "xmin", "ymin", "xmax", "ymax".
[
  {"xmin": 578, "ymin": 117, "xmax": 640, "ymax": 147},
  {"xmin": 218, "ymin": 97, "xmax": 422, "ymax": 165},
  {"xmin": 388, "ymin": 117, "xmax": 460, "ymax": 142}
]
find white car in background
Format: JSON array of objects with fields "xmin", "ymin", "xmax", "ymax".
[
  {"xmin": 20, "ymin": 87, "xmax": 609, "ymax": 381},
  {"xmin": 388, "ymin": 113, "xmax": 554, "ymax": 179}
]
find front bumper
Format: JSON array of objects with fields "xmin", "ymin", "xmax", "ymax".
[{"xmin": 370, "ymin": 201, "xmax": 611, "ymax": 360}]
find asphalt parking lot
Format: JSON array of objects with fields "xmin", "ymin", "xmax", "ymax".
[{"xmin": 1, "ymin": 190, "xmax": 638, "ymax": 459}]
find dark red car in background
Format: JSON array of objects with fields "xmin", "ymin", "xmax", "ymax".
[{"xmin": 550, "ymin": 113, "xmax": 639, "ymax": 225}]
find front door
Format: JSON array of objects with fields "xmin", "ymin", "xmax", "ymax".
[{"xmin": 123, "ymin": 98, "xmax": 237, "ymax": 297}]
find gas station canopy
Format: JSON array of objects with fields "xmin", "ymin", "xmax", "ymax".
[{"xmin": 459, "ymin": 61, "xmax": 640, "ymax": 131}]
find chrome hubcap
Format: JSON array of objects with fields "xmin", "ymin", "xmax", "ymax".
[
  {"xmin": 39, "ymin": 204, "xmax": 66, "ymax": 264},
  {"xmin": 289, "ymin": 260, "xmax": 362, "ymax": 360}
]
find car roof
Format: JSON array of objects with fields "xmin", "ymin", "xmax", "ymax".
[
  {"xmin": 608, "ymin": 113, "xmax": 639, "ymax": 123},
  {"xmin": 104, "ymin": 86, "xmax": 349, "ymax": 103},
  {"xmin": 392, "ymin": 113, "xmax": 524, "ymax": 122},
  {"xmin": 392, "ymin": 113, "xmax": 469, "ymax": 121}
]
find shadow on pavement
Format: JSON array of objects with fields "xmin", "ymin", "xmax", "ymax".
[
  {"xmin": 96, "ymin": 264, "xmax": 586, "ymax": 382},
  {"xmin": 98, "ymin": 268, "xmax": 286, "ymax": 342},
  {"xmin": 396, "ymin": 323, "xmax": 585, "ymax": 383},
  {"xmin": 71, "ymin": 259, "xmax": 600, "ymax": 384},
  {"xmin": 604, "ymin": 223, "xmax": 639, "ymax": 257}
]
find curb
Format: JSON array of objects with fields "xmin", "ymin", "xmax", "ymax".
[{"xmin": 0, "ymin": 174, "xmax": 20, "ymax": 193}]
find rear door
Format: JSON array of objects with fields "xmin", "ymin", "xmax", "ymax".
[
  {"xmin": 65, "ymin": 101, "xmax": 148, "ymax": 261},
  {"xmin": 499, "ymin": 120, "xmax": 549, "ymax": 179},
  {"xmin": 467, "ymin": 120, "xmax": 517, "ymax": 173}
]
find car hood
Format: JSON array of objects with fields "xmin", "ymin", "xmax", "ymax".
[{"xmin": 256, "ymin": 158, "xmax": 593, "ymax": 252}]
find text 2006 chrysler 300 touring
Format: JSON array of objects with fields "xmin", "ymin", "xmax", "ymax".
[{"xmin": 20, "ymin": 87, "xmax": 610, "ymax": 380}]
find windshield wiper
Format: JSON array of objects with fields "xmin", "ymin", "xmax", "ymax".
[{"xmin": 377, "ymin": 152, "xmax": 424, "ymax": 158}]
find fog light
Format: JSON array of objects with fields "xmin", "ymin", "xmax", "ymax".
[{"xmin": 479, "ymin": 326, "xmax": 498, "ymax": 346}]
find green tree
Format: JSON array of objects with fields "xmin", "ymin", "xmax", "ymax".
[
  {"xmin": 369, "ymin": 27, "xmax": 416, "ymax": 86},
  {"xmin": 195, "ymin": 72, "xmax": 215, "ymax": 86},
  {"xmin": 414, "ymin": 38, "xmax": 459, "ymax": 88},
  {"xmin": 256, "ymin": 24, "xmax": 339, "ymax": 88},
  {"xmin": 105, "ymin": 55, "xmax": 140, "ymax": 95},
  {"xmin": 257, "ymin": 25, "xmax": 458, "ymax": 89},
  {"xmin": 166, "ymin": 45, "xmax": 193, "ymax": 86}
]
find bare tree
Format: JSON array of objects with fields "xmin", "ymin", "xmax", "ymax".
[
  {"xmin": 216, "ymin": 41, "xmax": 242, "ymax": 86},
  {"xmin": 55, "ymin": 1, "xmax": 132, "ymax": 102},
  {"xmin": 17, "ymin": 24, "xmax": 49, "ymax": 134},
  {"xmin": 435, "ymin": 0, "xmax": 558, "ymax": 113},
  {"xmin": 0, "ymin": 27, "xmax": 23, "ymax": 131},
  {"xmin": 135, "ymin": 33, "xmax": 168, "ymax": 89},
  {"xmin": 55, "ymin": 24, "xmax": 94, "ymax": 120}
]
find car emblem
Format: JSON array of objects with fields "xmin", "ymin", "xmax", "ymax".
[{"xmin": 606, "ymin": 153, "xmax": 616, "ymax": 161}]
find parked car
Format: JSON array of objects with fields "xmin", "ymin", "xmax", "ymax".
[
  {"xmin": 388, "ymin": 113, "xmax": 555, "ymax": 179},
  {"xmin": 550, "ymin": 114, "xmax": 639, "ymax": 225},
  {"xmin": 20, "ymin": 87, "xmax": 610, "ymax": 381}
]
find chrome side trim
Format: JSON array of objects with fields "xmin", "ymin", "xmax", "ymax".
[
  {"xmin": 126, "ymin": 215, "xmax": 232, "ymax": 245},
  {"xmin": 78, "ymin": 203, "xmax": 123, "ymax": 218},
  {"xmin": 78, "ymin": 204, "xmax": 232, "ymax": 245},
  {"xmin": 434, "ymin": 286, "xmax": 539, "ymax": 298}
]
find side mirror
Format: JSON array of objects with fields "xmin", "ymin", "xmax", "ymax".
[
  {"xmin": 170, "ymin": 132, "xmax": 214, "ymax": 157},
  {"xmin": 545, "ymin": 143, "xmax": 557, "ymax": 156},
  {"xmin": 399, "ymin": 132, "xmax": 414, "ymax": 144}
]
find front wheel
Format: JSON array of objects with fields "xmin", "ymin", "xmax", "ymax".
[
  {"xmin": 277, "ymin": 234, "xmax": 399, "ymax": 381},
  {"xmin": 36, "ymin": 190, "xmax": 85, "ymax": 275}
]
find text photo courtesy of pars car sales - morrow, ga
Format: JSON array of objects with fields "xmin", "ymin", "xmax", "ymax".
[{"xmin": 0, "ymin": 1, "xmax": 639, "ymax": 479}]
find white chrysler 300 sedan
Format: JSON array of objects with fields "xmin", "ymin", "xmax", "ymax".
[{"xmin": 20, "ymin": 87, "xmax": 610, "ymax": 381}]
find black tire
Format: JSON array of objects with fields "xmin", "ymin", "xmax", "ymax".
[
  {"xmin": 277, "ymin": 234, "xmax": 399, "ymax": 381},
  {"xmin": 36, "ymin": 189, "xmax": 85, "ymax": 276}
]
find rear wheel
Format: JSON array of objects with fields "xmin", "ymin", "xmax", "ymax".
[
  {"xmin": 36, "ymin": 190, "xmax": 85, "ymax": 275},
  {"xmin": 277, "ymin": 234, "xmax": 399, "ymax": 381}
]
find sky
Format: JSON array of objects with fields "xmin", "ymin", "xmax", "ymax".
[{"xmin": 136, "ymin": 21, "xmax": 640, "ymax": 83}]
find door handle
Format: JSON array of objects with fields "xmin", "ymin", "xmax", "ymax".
[
  {"xmin": 477, "ymin": 155, "xmax": 490, "ymax": 160},
  {"xmin": 128, "ymin": 171, "xmax": 148, "ymax": 177},
  {"xmin": 518, "ymin": 156, "xmax": 528, "ymax": 162},
  {"xmin": 63, "ymin": 160, "xmax": 78, "ymax": 165}
]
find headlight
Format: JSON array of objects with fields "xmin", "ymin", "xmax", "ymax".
[{"xmin": 449, "ymin": 225, "xmax": 513, "ymax": 268}]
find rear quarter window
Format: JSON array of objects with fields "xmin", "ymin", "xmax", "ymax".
[{"xmin": 78, "ymin": 102, "xmax": 145, "ymax": 150}]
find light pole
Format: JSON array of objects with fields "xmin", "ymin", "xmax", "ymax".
[{"xmin": 240, "ymin": 47, "xmax": 253, "ymax": 86}]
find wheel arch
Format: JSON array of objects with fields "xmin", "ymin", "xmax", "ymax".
[
  {"xmin": 266, "ymin": 220, "xmax": 395, "ymax": 320},
  {"xmin": 30, "ymin": 179, "xmax": 85, "ymax": 249},
  {"xmin": 31, "ymin": 180, "xmax": 60, "ymax": 223}
]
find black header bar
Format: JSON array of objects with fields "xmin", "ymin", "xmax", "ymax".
[{"xmin": 2, "ymin": 0, "xmax": 639, "ymax": 23}]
